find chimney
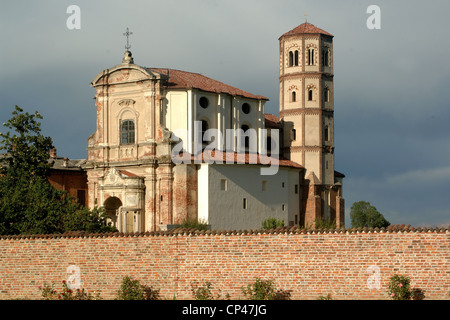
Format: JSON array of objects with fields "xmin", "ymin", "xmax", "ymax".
[
  {"xmin": 50, "ymin": 148, "xmax": 57, "ymax": 158},
  {"xmin": 63, "ymin": 158, "xmax": 69, "ymax": 167}
]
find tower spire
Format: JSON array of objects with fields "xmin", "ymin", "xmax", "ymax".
[{"xmin": 304, "ymin": 13, "xmax": 308, "ymax": 23}]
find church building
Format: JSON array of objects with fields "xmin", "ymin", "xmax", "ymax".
[{"xmin": 74, "ymin": 21, "xmax": 345, "ymax": 232}]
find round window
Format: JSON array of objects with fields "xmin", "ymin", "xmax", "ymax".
[
  {"xmin": 242, "ymin": 103, "xmax": 251, "ymax": 114},
  {"xmin": 199, "ymin": 97, "xmax": 209, "ymax": 109}
]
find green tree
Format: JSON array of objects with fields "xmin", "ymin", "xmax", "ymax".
[
  {"xmin": 0, "ymin": 106, "xmax": 116, "ymax": 235},
  {"xmin": 350, "ymin": 201, "xmax": 390, "ymax": 228}
]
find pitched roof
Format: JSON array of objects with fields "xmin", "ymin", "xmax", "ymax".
[
  {"xmin": 280, "ymin": 22, "xmax": 333, "ymax": 38},
  {"xmin": 264, "ymin": 114, "xmax": 282, "ymax": 129},
  {"xmin": 147, "ymin": 68, "xmax": 268, "ymax": 101},
  {"xmin": 119, "ymin": 170, "xmax": 141, "ymax": 178},
  {"xmin": 177, "ymin": 150, "xmax": 303, "ymax": 169}
]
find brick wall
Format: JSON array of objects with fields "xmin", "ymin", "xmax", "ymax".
[{"xmin": 0, "ymin": 227, "xmax": 448, "ymax": 300}]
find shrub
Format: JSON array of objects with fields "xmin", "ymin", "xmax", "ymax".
[
  {"xmin": 191, "ymin": 281, "xmax": 214, "ymax": 300},
  {"xmin": 190, "ymin": 281, "xmax": 229, "ymax": 300},
  {"xmin": 242, "ymin": 278, "xmax": 276, "ymax": 300},
  {"xmin": 179, "ymin": 218, "xmax": 209, "ymax": 231},
  {"xmin": 262, "ymin": 218, "xmax": 285, "ymax": 230},
  {"xmin": 313, "ymin": 219, "xmax": 336, "ymax": 229},
  {"xmin": 38, "ymin": 281, "xmax": 101, "ymax": 300},
  {"xmin": 387, "ymin": 274, "xmax": 423, "ymax": 300},
  {"xmin": 116, "ymin": 276, "xmax": 160, "ymax": 300}
]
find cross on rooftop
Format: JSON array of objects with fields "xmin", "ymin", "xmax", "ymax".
[
  {"xmin": 123, "ymin": 27, "xmax": 133, "ymax": 50},
  {"xmin": 304, "ymin": 14, "xmax": 308, "ymax": 23}
]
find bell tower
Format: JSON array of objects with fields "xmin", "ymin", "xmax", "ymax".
[{"xmin": 278, "ymin": 20, "xmax": 345, "ymax": 228}]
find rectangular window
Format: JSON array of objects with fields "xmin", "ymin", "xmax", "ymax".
[
  {"xmin": 221, "ymin": 179, "xmax": 227, "ymax": 191},
  {"xmin": 295, "ymin": 184, "xmax": 298, "ymax": 194},
  {"xmin": 262, "ymin": 180, "xmax": 267, "ymax": 191},
  {"xmin": 324, "ymin": 126, "xmax": 329, "ymax": 142},
  {"xmin": 243, "ymin": 198, "xmax": 247, "ymax": 209},
  {"xmin": 282, "ymin": 182, "xmax": 285, "ymax": 188},
  {"xmin": 121, "ymin": 120, "xmax": 135, "ymax": 144},
  {"xmin": 295, "ymin": 215, "xmax": 298, "ymax": 225},
  {"xmin": 282, "ymin": 204, "xmax": 286, "ymax": 211}
]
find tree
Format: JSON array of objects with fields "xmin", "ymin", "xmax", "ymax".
[
  {"xmin": 350, "ymin": 201, "xmax": 390, "ymax": 228},
  {"xmin": 0, "ymin": 106, "xmax": 116, "ymax": 235}
]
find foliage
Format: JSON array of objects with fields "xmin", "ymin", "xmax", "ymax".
[
  {"xmin": 39, "ymin": 281, "xmax": 101, "ymax": 300},
  {"xmin": 190, "ymin": 281, "xmax": 230, "ymax": 300},
  {"xmin": 242, "ymin": 278, "xmax": 276, "ymax": 300},
  {"xmin": 313, "ymin": 219, "xmax": 336, "ymax": 229},
  {"xmin": 317, "ymin": 294, "xmax": 332, "ymax": 300},
  {"xmin": 178, "ymin": 217, "xmax": 209, "ymax": 231},
  {"xmin": 116, "ymin": 276, "xmax": 145, "ymax": 300},
  {"xmin": 0, "ymin": 106, "xmax": 53, "ymax": 179},
  {"xmin": 350, "ymin": 201, "xmax": 390, "ymax": 228},
  {"xmin": 262, "ymin": 217, "xmax": 285, "ymax": 230},
  {"xmin": 63, "ymin": 206, "xmax": 117, "ymax": 233},
  {"xmin": 387, "ymin": 274, "xmax": 425, "ymax": 300},
  {"xmin": 116, "ymin": 276, "xmax": 160, "ymax": 300},
  {"xmin": 191, "ymin": 281, "xmax": 214, "ymax": 300},
  {"xmin": 0, "ymin": 106, "xmax": 117, "ymax": 235}
]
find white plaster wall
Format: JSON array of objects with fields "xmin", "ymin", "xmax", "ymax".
[
  {"xmin": 166, "ymin": 91, "xmax": 188, "ymax": 148},
  {"xmin": 197, "ymin": 164, "xmax": 209, "ymax": 223},
  {"xmin": 204, "ymin": 164, "xmax": 300, "ymax": 230}
]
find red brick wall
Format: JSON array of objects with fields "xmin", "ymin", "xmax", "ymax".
[
  {"xmin": 48, "ymin": 170, "xmax": 88, "ymax": 207},
  {"xmin": 0, "ymin": 228, "xmax": 448, "ymax": 300}
]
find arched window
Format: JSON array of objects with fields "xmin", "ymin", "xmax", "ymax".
[
  {"xmin": 308, "ymin": 89, "xmax": 313, "ymax": 101},
  {"xmin": 324, "ymin": 87, "xmax": 330, "ymax": 102},
  {"xmin": 294, "ymin": 50, "xmax": 299, "ymax": 66},
  {"xmin": 288, "ymin": 51, "xmax": 294, "ymax": 67},
  {"xmin": 322, "ymin": 48, "xmax": 329, "ymax": 67},
  {"xmin": 121, "ymin": 120, "xmax": 135, "ymax": 144},
  {"xmin": 291, "ymin": 91, "xmax": 297, "ymax": 102},
  {"xmin": 307, "ymin": 48, "xmax": 315, "ymax": 65},
  {"xmin": 324, "ymin": 126, "xmax": 330, "ymax": 142},
  {"xmin": 201, "ymin": 119, "xmax": 208, "ymax": 142},
  {"xmin": 241, "ymin": 124, "xmax": 250, "ymax": 150}
]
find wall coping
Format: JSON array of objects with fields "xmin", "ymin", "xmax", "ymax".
[{"xmin": 0, "ymin": 225, "xmax": 448, "ymax": 240}]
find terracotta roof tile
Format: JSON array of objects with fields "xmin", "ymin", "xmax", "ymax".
[
  {"xmin": 280, "ymin": 22, "xmax": 333, "ymax": 38},
  {"xmin": 264, "ymin": 114, "xmax": 282, "ymax": 129},
  {"xmin": 176, "ymin": 150, "xmax": 303, "ymax": 169},
  {"xmin": 119, "ymin": 170, "xmax": 141, "ymax": 177},
  {"xmin": 147, "ymin": 68, "xmax": 268, "ymax": 101}
]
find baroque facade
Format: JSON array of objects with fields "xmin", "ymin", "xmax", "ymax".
[{"xmin": 77, "ymin": 21, "xmax": 345, "ymax": 232}]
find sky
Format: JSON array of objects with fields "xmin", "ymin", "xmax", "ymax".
[{"xmin": 1, "ymin": 0, "xmax": 450, "ymax": 228}]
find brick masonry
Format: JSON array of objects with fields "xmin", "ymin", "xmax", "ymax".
[{"xmin": 0, "ymin": 227, "xmax": 448, "ymax": 300}]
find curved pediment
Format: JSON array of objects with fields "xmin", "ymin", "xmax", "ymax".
[{"xmin": 91, "ymin": 63, "xmax": 168, "ymax": 87}]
